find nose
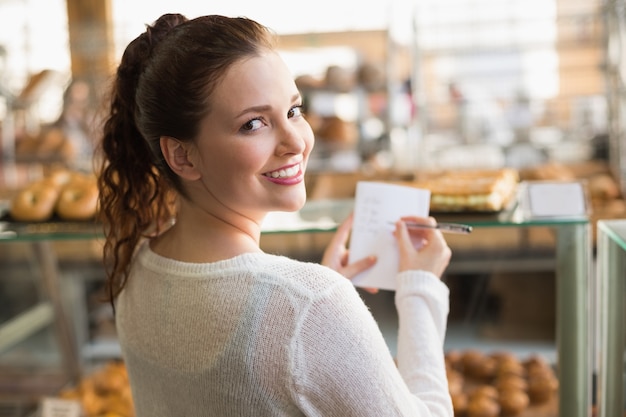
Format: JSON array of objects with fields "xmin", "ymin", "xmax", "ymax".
[{"xmin": 275, "ymin": 120, "xmax": 311, "ymax": 155}]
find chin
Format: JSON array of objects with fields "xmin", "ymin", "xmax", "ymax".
[
  {"xmin": 284, "ymin": 198, "xmax": 307, "ymax": 212},
  {"xmin": 278, "ymin": 191, "xmax": 307, "ymax": 213}
]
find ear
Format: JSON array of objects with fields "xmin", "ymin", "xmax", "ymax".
[{"xmin": 160, "ymin": 136, "xmax": 202, "ymax": 181}]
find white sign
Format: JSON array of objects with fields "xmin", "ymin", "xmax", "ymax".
[
  {"xmin": 40, "ymin": 397, "xmax": 81, "ymax": 417},
  {"xmin": 524, "ymin": 181, "xmax": 588, "ymax": 218}
]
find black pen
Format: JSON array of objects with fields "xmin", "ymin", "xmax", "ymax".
[{"xmin": 389, "ymin": 221, "xmax": 473, "ymax": 234}]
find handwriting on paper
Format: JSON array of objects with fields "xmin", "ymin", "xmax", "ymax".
[{"xmin": 349, "ymin": 181, "xmax": 431, "ymax": 291}]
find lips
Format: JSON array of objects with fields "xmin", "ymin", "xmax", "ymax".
[{"xmin": 263, "ymin": 163, "xmax": 301, "ymax": 179}]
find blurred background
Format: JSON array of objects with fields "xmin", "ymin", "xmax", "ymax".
[
  {"xmin": 0, "ymin": 1, "xmax": 622, "ymax": 416},
  {"xmin": 0, "ymin": 0, "xmax": 616, "ymax": 176}
]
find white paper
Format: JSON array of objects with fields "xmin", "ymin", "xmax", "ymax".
[{"xmin": 349, "ymin": 181, "xmax": 431, "ymax": 291}]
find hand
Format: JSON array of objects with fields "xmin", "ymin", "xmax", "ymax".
[
  {"xmin": 393, "ymin": 216, "xmax": 451, "ymax": 278},
  {"xmin": 321, "ymin": 213, "xmax": 378, "ymax": 293}
]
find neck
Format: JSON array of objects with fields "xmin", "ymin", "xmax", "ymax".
[{"xmin": 150, "ymin": 200, "xmax": 264, "ymax": 263}]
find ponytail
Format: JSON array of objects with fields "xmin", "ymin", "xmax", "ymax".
[
  {"xmin": 96, "ymin": 14, "xmax": 186, "ymax": 304},
  {"xmin": 96, "ymin": 13, "xmax": 276, "ymax": 306}
]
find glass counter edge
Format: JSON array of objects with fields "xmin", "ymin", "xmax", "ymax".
[
  {"xmin": 0, "ymin": 215, "xmax": 591, "ymax": 242},
  {"xmin": 597, "ymin": 219, "xmax": 626, "ymax": 251}
]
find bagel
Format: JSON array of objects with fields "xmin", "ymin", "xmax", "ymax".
[
  {"xmin": 10, "ymin": 180, "xmax": 59, "ymax": 222},
  {"xmin": 55, "ymin": 176, "xmax": 99, "ymax": 221},
  {"xmin": 47, "ymin": 169, "xmax": 73, "ymax": 189}
]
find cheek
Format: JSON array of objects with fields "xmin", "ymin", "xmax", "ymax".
[
  {"xmin": 301, "ymin": 123, "xmax": 315, "ymax": 153},
  {"xmin": 222, "ymin": 142, "xmax": 269, "ymax": 176}
]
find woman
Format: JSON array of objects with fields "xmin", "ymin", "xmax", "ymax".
[{"xmin": 97, "ymin": 13, "xmax": 453, "ymax": 417}]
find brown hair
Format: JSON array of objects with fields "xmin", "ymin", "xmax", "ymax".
[{"xmin": 96, "ymin": 13, "xmax": 276, "ymax": 305}]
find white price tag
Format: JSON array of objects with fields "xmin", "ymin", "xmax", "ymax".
[
  {"xmin": 524, "ymin": 181, "xmax": 588, "ymax": 218},
  {"xmin": 40, "ymin": 397, "xmax": 82, "ymax": 417}
]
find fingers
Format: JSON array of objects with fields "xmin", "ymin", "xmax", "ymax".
[
  {"xmin": 398, "ymin": 215, "xmax": 437, "ymax": 231},
  {"xmin": 394, "ymin": 219, "xmax": 427, "ymax": 250},
  {"xmin": 321, "ymin": 213, "xmax": 353, "ymax": 268},
  {"xmin": 340, "ymin": 254, "xmax": 377, "ymax": 279},
  {"xmin": 394, "ymin": 219, "xmax": 412, "ymax": 254},
  {"xmin": 397, "ymin": 216, "xmax": 441, "ymax": 246},
  {"xmin": 342, "ymin": 255, "xmax": 379, "ymax": 293},
  {"xmin": 394, "ymin": 221, "xmax": 414, "ymax": 273},
  {"xmin": 322, "ymin": 213, "xmax": 379, "ymax": 285},
  {"xmin": 393, "ymin": 217, "xmax": 451, "ymax": 277},
  {"xmin": 333, "ymin": 212, "xmax": 353, "ymax": 243},
  {"xmin": 399, "ymin": 215, "xmax": 435, "ymax": 225},
  {"xmin": 325, "ymin": 213, "xmax": 353, "ymax": 251}
]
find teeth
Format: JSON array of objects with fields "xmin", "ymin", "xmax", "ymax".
[{"xmin": 267, "ymin": 164, "xmax": 299, "ymax": 178}]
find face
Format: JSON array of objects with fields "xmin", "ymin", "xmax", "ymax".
[{"xmin": 187, "ymin": 51, "xmax": 314, "ymax": 221}]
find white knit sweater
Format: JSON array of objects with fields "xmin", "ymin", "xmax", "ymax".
[{"xmin": 116, "ymin": 242, "xmax": 453, "ymax": 417}]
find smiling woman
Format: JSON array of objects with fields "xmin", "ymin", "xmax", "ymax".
[{"xmin": 95, "ymin": 11, "xmax": 454, "ymax": 417}]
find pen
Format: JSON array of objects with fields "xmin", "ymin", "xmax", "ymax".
[{"xmin": 389, "ymin": 221, "xmax": 473, "ymax": 234}]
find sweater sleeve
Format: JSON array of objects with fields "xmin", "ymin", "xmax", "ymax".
[
  {"xmin": 395, "ymin": 270, "xmax": 453, "ymax": 416},
  {"xmin": 290, "ymin": 272, "xmax": 453, "ymax": 417}
]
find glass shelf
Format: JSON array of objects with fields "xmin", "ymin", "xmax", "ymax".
[
  {"xmin": 597, "ymin": 219, "xmax": 626, "ymax": 249},
  {"xmin": 0, "ymin": 193, "xmax": 590, "ymax": 241}
]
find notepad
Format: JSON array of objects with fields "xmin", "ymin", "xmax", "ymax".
[{"xmin": 349, "ymin": 181, "xmax": 431, "ymax": 291}]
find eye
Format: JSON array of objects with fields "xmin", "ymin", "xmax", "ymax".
[
  {"xmin": 240, "ymin": 117, "xmax": 264, "ymax": 132},
  {"xmin": 288, "ymin": 105, "xmax": 303, "ymax": 119}
]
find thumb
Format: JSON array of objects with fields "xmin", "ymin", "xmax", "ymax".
[
  {"xmin": 342, "ymin": 255, "xmax": 377, "ymax": 279},
  {"xmin": 394, "ymin": 220, "xmax": 412, "ymax": 254}
]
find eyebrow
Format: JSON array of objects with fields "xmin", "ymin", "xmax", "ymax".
[{"xmin": 235, "ymin": 93, "xmax": 302, "ymax": 119}]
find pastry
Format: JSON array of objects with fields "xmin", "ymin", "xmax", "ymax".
[
  {"xmin": 405, "ymin": 168, "xmax": 519, "ymax": 212},
  {"xmin": 467, "ymin": 395, "xmax": 501, "ymax": 417},
  {"xmin": 498, "ymin": 388, "xmax": 530, "ymax": 415}
]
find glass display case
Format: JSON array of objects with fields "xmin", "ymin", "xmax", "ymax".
[
  {"xmin": 596, "ymin": 219, "xmax": 626, "ymax": 417},
  {"xmin": 0, "ymin": 238, "xmax": 86, "ymax": 414},
  {"xmin": 0, "ymin": 192, "xmax": 592, "ymax": 417}
]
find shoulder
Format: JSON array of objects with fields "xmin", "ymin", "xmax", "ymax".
[
  {"xmin": 251, "ymin": 253, "xmax": 353, "ymax": 296},
  {"xmin": 133, "ymin": 243, "xmax": 354, "ymax": 299}
]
